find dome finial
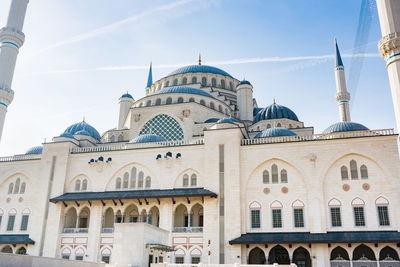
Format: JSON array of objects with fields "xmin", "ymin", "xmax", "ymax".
[
  {"xmin": 273, "ymin": 98, "xmax": 276, "ymax": 104},
  {"xmin": 83, "ymin": 116, "xmax": 85, "ymax": 122},
  {"xmin": 198, "ymin": 54, "xmax": 201, "ymax": 65}
]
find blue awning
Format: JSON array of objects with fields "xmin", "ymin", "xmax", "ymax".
[
  {"xmin": 0, "ymin": 234, "xmax": 35, "ymax": 244},
  {"xmin": 229, "ymin": 231, "xmax": 400, "ymax": 244}
]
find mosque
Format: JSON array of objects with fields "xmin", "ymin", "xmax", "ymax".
[{"xmin": 2, "ymin": 1, "xmax": 400, "ymax": 267}]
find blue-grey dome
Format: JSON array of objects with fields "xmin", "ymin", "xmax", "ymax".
[
  {"xmin": 323, "ymin": 121, "xmax": 369, "ymax": 134},
  {"xmin": 151, "ymin": 86, "xmax": 215, "ymax": 98},
  {"xmin": 204, "ymin": 118, "xmax": 219, "ymax": 123},
  {"xmin": 254, "ymin": 103, "xmax": 299, "ymax": 123},
  {"xmin": 25, "ymin": 146, "xmax": 43, "ymax": 155},
  {"xmin": 217, "ymin": 117, "xmax": 240, "ymax": 124},
  {"xmin": 60, "ymin": 132, "xmax": 74, "ymax": 138},
  {"xmin": 255, "ymin": 127, "xmax": 297, "ymax": 138},
  {"xmin": 130, "ymin": 134, "xmax": 166, "ymax": 144},
  {"xmin": 63, "ymin": 121, "xmax": 101, "ymax": 140},
  {"xmin": 239, "ymin": 80, "xmax": 251, "ymax": 86},
  {"xmin": 253, "ymin": 107, "xmax": 263, "ymax": 116},
  {"xmin": 168, "ymin": 65, "xmax": 233, "ymax": 78},
  {"xmin": 121, "ymin": 93, "xmax": 133, "ymax": 99}
]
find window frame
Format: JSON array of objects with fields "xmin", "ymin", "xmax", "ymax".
[
  {"xmin": 272, "ymin": 208, "xmax": 282, "ymax": 228},
  {"xmin": 377, "ymin": 205, "xmax": 390, "ymax": 226},
  {"xmin": 20, "ymin": 215, "xmax": 29, "ymax": 231},
  {"xmin": 330, "ymin": 207, "xmax": 342, "ymax": 227},
  {"xmin": 250, "ymin": 208, "xmax": 261, "ymax": 229},
  {"xmin": 175, "ymin": 256, "xmax": 184, "ymax": 264},
  {"xmin": 353, "ymin": 206, "xmax": 366, "ymax": 227},
  {"xmin": 7, "ymin": 215, "xmax": 15, "ymax": 231},
  {"xmin": 293, "ymin": 208, "xmax": 304, "ymax": 228}
]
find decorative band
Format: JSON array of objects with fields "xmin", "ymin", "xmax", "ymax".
[
  {"xmin": 0, "ymin": 102, "xmax": 8, "ymax": 108},
  {"xmin": 386, "ymin": 53, "xmax": 400, "ymax": 62},
  {"xmin": 1, "ymin": 41, "xmax": 19, "ymax": 49}
]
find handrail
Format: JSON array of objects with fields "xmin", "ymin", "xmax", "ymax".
[{"xmin": 0, "ymin": 154, "xmax": 42, "ymax": 162}]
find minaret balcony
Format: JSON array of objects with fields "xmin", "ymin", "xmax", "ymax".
[
  {"xmin": 336, "ymin": 92, "xmax": 350, "ymax": 102},
  {"xmin": 0, "ymin": 27, "xmax": 25, "ymax": 47}
]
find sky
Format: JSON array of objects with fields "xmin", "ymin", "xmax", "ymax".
[{"xmin": 0, "ymin": 0, "xmax": 395, "ymax": 156}]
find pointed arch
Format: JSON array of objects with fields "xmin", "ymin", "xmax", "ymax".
[
  {"xmin": 75, "ymin": 246, "xmax": 85, "ymax": 256},
  {"xmin": 328, "ymin": 198, "xmax": 342, "ymax": 206},
  {"xmin": 379, "ymin": 246, "xmax": 399, "ymax": 261},
  {"xmin": 248, "ymin": 247, "xmax": 266, "ymax": 264},
  {"xmin": 292, "ymin": 247, "xmax": 312, "ymax": 267},
  {"xmin": 351, "ymin": 197, "xmax": 365, "ymax": 206},
  {"xmin": 352, "ymin": 244, "xmax": 376, "ymax": 260},
  {"xmin": 280, "ymin": 169, "xmax": 288, "ymax": 183},
  {"xmin": 22, "ymin": 208, "xmax": 31, "ymax": 215},
  {"xmin": 271, "ymin": 164, "xmax": 279, "ymax": 183},
  {"xmin": 101, "ymin": 247, "xmax": 112, "ymax": 256},
  {"xmin": 8, "ymin": 183, "xmax": 13, "ymax": 194},
  {"xmin": 341, "ymin": 166, "xmax": 349, "ymax": 180},
  {"xmin": 20, "ymin": 182, "xmax": 26, "ymax": 194},
  {"xmin": 8, "ymin": 208, "xmax": 17, "ymax": 215},
  {"xmin": 376, "ymin": 196, "xmax": 389, "ymax": 205},
  {"xmin": 190, "ymin": 247, "xmax": 202, "ymax": 256},
  {"xmin": 81, "ymin": 179, "xmax": 88, "ymax": 191},
  {"xmin": 14, "ymin": 178, "xmax": 20, "ymax": 194},
  {"xmin": 360, "ymin": 164, "xmax": 368, "ymax": 179},
  {"xmin": 330, "ymin": 246, "xmax": 350, "ymax": 260},
  {"xmin": 262, "ymin": 170, "xmax": 269, "ymax": 184},
  {"xmin": 249, "ymin": 201, "xmax": 262, "ymax": 209},
  {"xmin": 292, "ymin": 200, "xmax": 305, "ymax": 207},
  {"xmin": 270, "ymin": 200, "xmax": 283, "ymax": 208},
  {"xmin": 350, "ymin": 160, "xmax": 358, "ymax": 179},
  {"xmin": 268, "ymin": 245, "xmax": 290, "ymax": 264},
  {"xmin": 75, "ymin": 179, "xmax": 81, "ymax": 192}
]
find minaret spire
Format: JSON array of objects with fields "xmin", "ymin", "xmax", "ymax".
[
  {"xmin": 198, "ymin": 54, "xmax": 202, "ymax": 65},
  {"xmin": 334, "ymin": 38, "xmax": 351, "ymax": 122},
  {"xmin": 0, "ymin": 0, "xmax": 29, "ymax": 142},
  {"xmin": 145, "ymin": 62, "xmax": 153, "ymax": 94}
]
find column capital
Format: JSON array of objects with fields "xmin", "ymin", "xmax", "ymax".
[{"xmin": 379, "ymin": 32, "xmax": 400, "ymax": 60}]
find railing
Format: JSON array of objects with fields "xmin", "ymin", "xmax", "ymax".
[
  {"xmin": 0, "ymin": 154, "xmax": 42, "ymax": 162},
  {"xmin": 173, "ymin": 227, "xmax": 203, "ymax": 233},
  {"xmin": 101, "ymin": 227, "xmax": 114, "ymax": 233},
  {"xmin": 242, "ymin": 129, "xmax": 395, "ymax": 146},
  {"xmin": 62, "ymin": 228, "xmax": 88, "ymax": 233},
  {"xmin": 70, "ymin": 138, "xmax": 204, "ymax": 154}
]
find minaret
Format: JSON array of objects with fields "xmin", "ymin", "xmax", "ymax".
[
  {"xmin": 145, "ymin": 62, "xmax": 153, "ymax": 95},
  {"xmin": 117, "ymin": 93, "xmax": 134, "ymax": 130},
  {"xmin": 236, "ymin": 80, "xmax": 253, "ymax": 121},
  {"xmin": 376, "ymin": 0, "xmax": 400, "ymax": 130},
  {"xmin": 334, "ymin": 39, "xmax": 351, "ymax": 122},
  {"xmin": 0, "ymin": 0, "xmax": 29, "ymax": 141}
]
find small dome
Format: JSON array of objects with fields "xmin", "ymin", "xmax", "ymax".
[
  {"xmin": 63, "ymin": 121, "xmax": 101, "ymax": 140},
  {"xmin": 255, "ymin": 127, "xmax": 297, "ymax": 138},
  {"xmin": 217, "ymin": 117, "xmax": 240, "ymax": 124},
  {"xmin": 168, "ymin": 65, "xmax": 233, "ymax": 78},
  {"xmin": 323, "ymin": 121, "xmax": 369, "ymax": 134},
  {"xmin": 121, "ymin": 93, "xmax": 133, "ymax": 99},
  {"xmin": 151, "ymin": 86, "xmax": 215, "ymax": 98},
  {"xmin": 238, "ymin": 80, "xmax": 251, "ymax": 86},
  {"xmin": 254, "ymin": 103, "xmax": 299, "ymax": 123},
  {"xmin": 204, "ymin": 118, "xmax": 219, "ymax": 123},
  {"xmin": 59, "ymin": 132, "xmax": 74, "ymax": 138},
  {"xmin": 25, "ymin": 146, "xmax": 43, "ymax": 155},
  {"xmin": 130, "ymin": 134, "xmax": 166, "ymax": 144}
]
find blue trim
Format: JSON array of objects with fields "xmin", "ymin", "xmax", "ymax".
[
  {"xmin": 0, "ymin": 102, "xmax": 8, "ymax": 108},
  {"xmin": 2, "ymin": 41, "xmax": 19, "ymax": 49},
  {"xmin": 386, "ymin": 53, "xmax": 400, "ymax": 62}
]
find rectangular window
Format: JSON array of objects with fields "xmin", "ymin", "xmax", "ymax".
[
  {"xmin": 191, "ymin": 257, "xmax": 201, "ymax": 264},
  {"xmin": 251, "ymin": 209, "xmax": 260, "ymax": 228},
  {"xmin": 330, "ymin": 207, "xmax": 342, "ymax": 227},
  {"xmin": 7, "ymin": 215, "xmax": 15, "ymax": 231},
  {"xmin": 354, "ymin": 207, "xmax": 366, "ymax": 226},
  {"xmin": 75, "ymin": 256, "xmax": 83, "ymax": 261},
  {"xmin": 159, "ymin": 256, "xmax": 164, "ymax": 263},
  {"xmin": 294, "ymin": 208, "xmax": 304, "ymax": 228},
  {"xmin": 175, "ymin": 257, "xmax": 184, "ymax": 264},
  {"xmin": 378, "ymin": 206, "xmax": 390, "ymax": 226},
  {"xmin": 101, "ymin": 256, "xmax": 110, "ymax": 263},
  {"xmin": 20, "ymin": 215, "xmax": 29, "ymax": 231},
  {"xmin": 62, "ymin": 255, "xmax": 70, "ymax": 260},
  {"xmin": 272, "ymin": 209, "xmax": 282, "ymax": 228}
]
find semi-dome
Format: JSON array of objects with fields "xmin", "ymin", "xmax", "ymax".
[
  {"xmin": 323, "ymin": 121, "xmax": 369, "ymax": 134},
  {"xmin": 168, "ymin": 65, "xmax": 233, "ymax": 78},
  {"xmin": 120, "ymin": 93, "xmax": 133, "ymax": 99},
  {"xmin": 238, "ymin": 80, "xmax": 251, "ymax": 86},
  {"xmin": 216, "ymin": 117, "xmax": 240, "ymax": 124},
  {"xmin": 130, "ymin": 134, "xmax": 166, "ymax": 144},
  {"xmin": 255, "ymin": 127, "xmax": 297, "ymax": 138},
  {"xmin": 254, "ymin": 103, "xmax": 299, "ymax": 123},
  {"xmin": 63, "ymin": 121, "xmax": 101, "ymax": 140},
  {"xmin": 25, "ymin": 146, "xmax": 43, "ymax": 155},
  {"xmin": 151, "ymin": 86, "xmax": 215, "ymax": 98}
]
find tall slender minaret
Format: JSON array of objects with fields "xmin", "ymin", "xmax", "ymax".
[
  {"xmin": 376, "ymin": 0, "xmax": 400, "ymax": 130},
  {"xmin": 145, "ymin": 62, "xmax": 153, "ymax": 95},
  {"xmin": 334, "ymin": 39, "xmax": 351, "ymax": 122},
  {"xmin": 0, "ymin": 0, "xmax": 29, "ymax": 141}
]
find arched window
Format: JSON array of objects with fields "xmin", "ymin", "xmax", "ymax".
[
  {"xmin": 218, "ymin": 105, "xmax": 223, "ymax": 112},
  {"xmin": 192, "ymin": 77, "xmax": 197, "ymax": 84},
  {"xmin": 123, "ymin": 172, "xmax": 129, "ymax": 189},
  {"xmin": 146, "ymin": 100, "xmax": 151, "ymax": 107},
  {"xmin": 210, "ymin": 102, "xmax": 215, "ymax": 110},
  {"xmin": 289, "ymin": 124, "xmax": 292, "ymax": 128},
  {"xmin": 183, "ymin": 174, "xmax": 189, "ymax": 187},
  {"xmin": 201, "ymin": 77, "xmax": 207, "ymax": 86},
  {"xmin": 8, "ymin": 183, "xmax": 13, "ymax": 194},
  {"xmin": 230, "ymin": 82, "xmax": 234, "ymax": 91},
  {"xmin": 189, "ymin": 98, "xmax": 195, "ymax": 102},
  {"xmin": 155, "ymin": 98, "xmax": 161, "ymax": 106},
  {"xmin": 145, "ymin": 176, "xmax": 151, "ymax": 188},
  {"xmin": 138, "ymin": 172, "xmax": 144, "ymax": 188},
  {"xmin": 225, "ymin": 108, "xmax": 229, "ymax": 115},
  {"xmin": 271, "ymin": 164, "xmax": 279, "ymax": 183},
  {"xmin": 191, "ymin": 174, "xmax": 197, "ymax": 186},
  {"xmin": 263, "ymin": 170, "xmax": 269, "ymax": 184},
  {"xmin": 277, "ymin": 123, "xmax": 282, "ymax": 127},
  {"xmin": 110, "ymin": 135, "xmax": 115, "ymax": 142},
  {"xmin": 360, "ymin": 165, "xmax": 368, "ymax": 179},
  {"xmin": 14, "ymin": 178, "xmax": 20, "ymax": 194},
  {"xmin": 20, "ymin": 182, "xmax": 26, "ymax": 194},
  {"xmin": 350, "ymin": 160, "xmax": 358, "ymax": 179},
  {"xmin": 249, "ymin": 202, "xmax": 261, "ymax": 229},
  {"xmin": 211, "ymin": 78, "xmax": 216, "ymax": 87},
  {"xmin": 118, "ymin": 134, "xmax": 123, "ymax": 142},
  {"xmin": 341, "ymin": 166, "xmax": 348, "ymax": 180},
  {"xmin": 115, "ymin": 177, "xmax": 121, "ymax": 189},
  {"xmin": 165, "ymin": 81, "xmax": 170, "ymax": 87},
  {"xmin": 177, "ymin": 97, "xmax": 184, "ymax": 103},
  {"xmin": 81, "ymin": 179, "xmax": 88, "ymax": 191},
  {"xmin": 280, "ymin": 169, "xmax": 288, "ymax": 183},
  {"xmin": 130, "ymin": 167, "xmax": 137, "ymax": 188},
  {"xmin": 166, "ymin": 97, "xmax": 172, "ymax": 104},
  {"xmin": 200, "ymin": 100, "xmax": 206, "ymax": 106},
  {"xmin": 75, "ymin": 180, "xmax": 81, "ymax": 192},
  {"xmin": 182, "ymin": 78, "xmax": 187, "ymax": 85},
  {"xmin": 16, "ymin": 247, "xmax": 27, "ymax": 255},
  {"xmin": 267, "ymin": 124, "xmax": 271, "ymax": 129},
  {"xmin": 221, "ymin": 80, "xmax": 225, "ymax": 89},
  {"xmin": 173, "ymin": 79, "xmax": 178, "ymax": 86}
]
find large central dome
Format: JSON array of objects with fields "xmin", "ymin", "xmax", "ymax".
[{"xmin": 168, "ymin": 65, "xmax": 233, "ymax": 78}]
